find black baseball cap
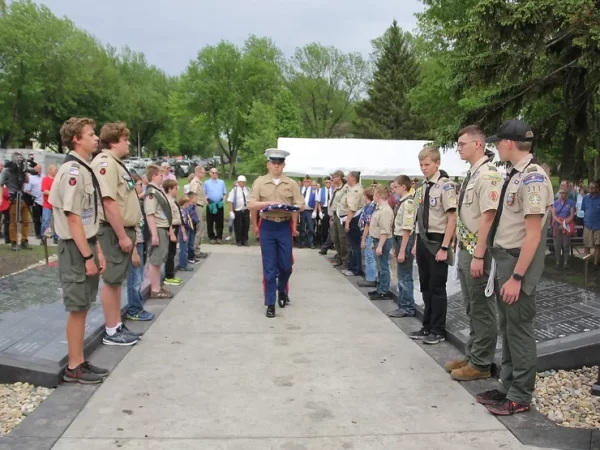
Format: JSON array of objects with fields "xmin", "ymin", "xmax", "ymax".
[{"xmin": 485, "ymin": 119, "xmax": 534, "ymax": 143}]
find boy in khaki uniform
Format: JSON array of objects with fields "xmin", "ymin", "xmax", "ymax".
[
  {"xmin": 388, "ymin": 175, "xmax": 417, "ymax": 318},
  {"xmin": 188, "ymin": 166, "xmax": 207, "ymax": 260},
  {"xmin": 144, "ymin": 165, "xmax": 174, "ymax": 299},
  {"xmin": 446, "ymin": 125, "xmax": 501, "ymax": 381},
  {"xmin": 368, "ymin": 184, "xmax": 394, "ymax": 299},
  {"xmin": 339, "ymin": 171, "xmax": 365, "ymax": 277},
  {"xmin": 410, "ymin": 146, "xmax": 457, "ymax": 345},
  {"xmin": 477, "ymin": 119, "xmax": 553, "ymax": 416},
  {"xmin": 51, "ymin": 117, "xmax": 109, "ymax": 384},
  {"xmin": 92, "ymin": 122, "xmax": 141, "ymax": 347},
  {"xmin": 329, "ymin": 170, "xmax": 349, "ymax": 267}
]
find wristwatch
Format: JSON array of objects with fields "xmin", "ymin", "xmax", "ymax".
[
  {"xmin": 83, "ymin": 253, "xmax": 94, "ymax": 261},
  {"xmin": 440, "ymin": 245, "xmax": 449, "ymax": 251},
  {"xmin": 511, "ymin": 272, "xmax": 524, "ymax": 282}
]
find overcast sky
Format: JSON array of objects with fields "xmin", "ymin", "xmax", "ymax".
[{"xmin": 36, "ymin": 0, "xmax": 424, "ymax": 75}]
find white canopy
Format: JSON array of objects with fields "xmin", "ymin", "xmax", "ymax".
[{"xmin": 278, "ymin": 137, "xmax": 503, "ymax": 180}]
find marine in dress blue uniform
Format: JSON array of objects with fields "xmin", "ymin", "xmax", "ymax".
[{"xmin": 248, "ymin": 149, "xmax": 305, "ymax": 318}]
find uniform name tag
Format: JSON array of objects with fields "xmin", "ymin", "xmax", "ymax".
[{"xmin": 81, "ymin": 208, "xmax": 94, "ymax": 225}]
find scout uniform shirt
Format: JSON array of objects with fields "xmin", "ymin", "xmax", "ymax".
[
  {"xmin": 457, "ymin": 156, "xmax": 502, "ymax": 253},
  {"xmin": 369, "ymin": 202, "xmax": 394, "ymax": 238},
  {"xmin": 493, "ymin": 154, "xmax": 553, "ymax": 250},
  {"xmin": 188, "ymin": 177, "xmax": 207, "ymax": 206},
  {"xmin": 393, "ymin": 194, "xmax": 416, "ymax": 236},
  {"xmin": 167, "ymin": 195, "xmax": 182, "ymax": 226},
  {"xmin": 329, "ymin": 183, "xmax": 348, "ymax": 216},
  {"xmin": 415, "ymin": 171, "xmax": 457, "ymax": 234},
  {"xmin": 144, "ymin": 184, "xmax": 171, "ymax": 228},
  {"xmin": 338, "ymin": 183, "xmax": 365, "ymax": 218},
  {"xmin": 91, "ymin": 150, "xmax": 141, "ymax": 228},
  {"xmin": 249, "ymin": 174, "xmax": 304, "ymax": 220},
  {"xmin": 49, "ymin": 152, "xmax": 100, "ymax": 239}
]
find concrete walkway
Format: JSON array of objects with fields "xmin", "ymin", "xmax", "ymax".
[{"xmin": 52, "ymin": 246, "xmax": 544, "ymax": 450}]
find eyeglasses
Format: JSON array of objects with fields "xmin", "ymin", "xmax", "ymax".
[{"xmin": 457, "ymin": 140, "xmax": 479, "ymax": 148}]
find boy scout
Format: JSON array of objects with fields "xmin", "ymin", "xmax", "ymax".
[
  {"xmin": 51, "ymin": 117, "xmax": 109, "ymax": 384},
  {"xmin": 446, "ymin": 125, "xmax": 501, "ymax": 382},
  {"xmin": 388, "ymin": 175, "xmax": 417, "ymax": 318},
  {"xmin": 329, "ymin": 170, "xmax": 349, "ymax": 268},
  {"xmin": 368, "ymin": 184, "xmax": 394, "ymax": 299},
  {"xmin": 410, "ymin": 146, "xmax": 457, "ymax": 345},
  {"xmin": 248, "ymin": 149, "xmax": 304, "ymax": 318},
  {"xmin": 339, "ymin": 171, "xmax": 365, "ymax": 277},
  {"xmin": 92, "ymin": 122, "xmax": 141, "ymax": 347},
  {"xmin": 188, "ymin": 166, "xmax": 208, "ymax": 260},
  {"xmin": 477, "ymin": 119, "xmax": 553, "ymax": 416},
  {"xmin": 144, "ymin": 164, "xmax": 174, "ymax": 299}
]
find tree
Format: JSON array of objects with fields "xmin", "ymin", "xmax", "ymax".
[
  {"xmin": 287, "ymin": 43, "xmax": 369, "ymax": 138},
  {"xmin": 353, "ymin": 21, "xmax": 426, "ymax": 139}
]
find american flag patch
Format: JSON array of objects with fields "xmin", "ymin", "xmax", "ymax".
[
  {"xmin": 99, "ymin": 161, "xmax": 109, "ymax": 168},
  {"xmin": 69, "ymin": 168, "xmax": 79, "ymax": 176}
]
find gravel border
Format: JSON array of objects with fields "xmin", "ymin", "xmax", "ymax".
[{"xmin": 0, "ymin": 382, "xmax": 54, "ymax": 436}]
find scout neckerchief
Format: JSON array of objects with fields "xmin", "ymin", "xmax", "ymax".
[
  {"xmin": 144, "ymin": 185, "xmax": 173, "ymax": 226},
  {"xmin": 63, "ymin": 152, "xmax": 105, "ymax": 224}
]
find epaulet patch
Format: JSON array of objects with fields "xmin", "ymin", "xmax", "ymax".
[
  {"xmin": 526, "ymin": 166, "xmax": 538, "ymax": 173},
  {"xmin": 488, "ymin": 165, "xmax": 497, "ymax": 171}
]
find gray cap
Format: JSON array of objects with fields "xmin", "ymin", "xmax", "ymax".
[{"xmin": 264, "ymin": 148, "xmax": 290, "ymax": 162}]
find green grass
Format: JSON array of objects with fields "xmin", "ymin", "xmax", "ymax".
[{"xmin": 0, "ymin": 244, "xmax": 56, "ymax": 277}]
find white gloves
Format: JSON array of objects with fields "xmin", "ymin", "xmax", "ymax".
[
  {"xmin": 311, "ymin": 210, "xmax": 317, "ymax": 219},
  {"xmin": 319, "ymin": 211, "xmax": 324, "ymax": 220},
  {"xmin": 229, "ymin": 211, "xmax": 235, "ymax": 221}
]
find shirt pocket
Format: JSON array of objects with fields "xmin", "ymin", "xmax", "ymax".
[
  {"xmin": 462, "ymin": 184, "xmax": 476, "ymax": 206},
  {"xmin": 429, "ymin": 190, "xmax": 443, "ymax": 211},
  {"xmin": 505, "ymin": 184, "xmax": 522, "ymax": 213}
]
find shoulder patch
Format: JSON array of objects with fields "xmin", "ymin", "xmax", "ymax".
[
  {"xmin": 526, "ymin": 166, "xmax": 538, "ymax": 173},
  {"xmin": 443, "ymin": 183, "xmax": 455, "ymax": 192},
  {"xmin": 148, "ymin": 194, "xmax": 154, "ymax": 200},
  {"xmin": 100, "ymin": 155, "xmax": 108, "ymax": 159},
  {"xmin": 523, "ymin": 173, "xmax": 545, "ymax": 185},
  {"xmin": 482, "ymin": 172, "xmax": 501, "ymax": 181},
  {"xmin": 99, "ymin": 161, "xmax": 109, "ymax": 168},
  {"xmin": 69, "ymin": 167, "xmax": 80, "ymax": 176}
]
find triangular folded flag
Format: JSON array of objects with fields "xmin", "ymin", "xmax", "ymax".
[{"xmin": 261, "ymin": 204, "xmax": 300, "ymax": 213}]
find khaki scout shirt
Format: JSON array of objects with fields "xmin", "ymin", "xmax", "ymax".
[
  {"xmin": 459, "ymin": 155, "xmax": 502, "ymax": 234},
  {"xmin": 329, "ymin": 184, "xmax": 348, "ymax": 214},
  {"xmin": 394, "ymin": 194, "xmax": 416, "ymax": 236},
  {"xmin": 167, "ymin": 195, "xmax": 181, "ymax": 226},
  {"xmin": 188, "ymin": 177, "xmax": 206, "ymax": 206},
  {"xmin": 91, "ymin": 150, "xmax": 141, "ymax": 227},
  {"xmin": 249, "ymin": 174, "xmax": 304, "ymax": 219},
  {"xmin": 493, "ymin": 154, "xmax": 553, "ymax": 249},
  {"xmin": 339, "ymin": 183, "xmax": 364, "ymax": 216},
  {"xmin": 369, "ymin": 202, "xmax": 394, "ymax": 238},
  {"xmin": 416, "ymin": 171, "xmax": 457, "ymax": 234},
  {"xmin": 144, "ymin": 183, "xmax": 171, "ymax": 228},
  {"xmin": 49, "ymin": 152, "xmax": 100, "ymax": 240}
]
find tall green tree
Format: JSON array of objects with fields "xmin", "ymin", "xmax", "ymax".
[
  {"xmin": 353, "ymin": 21, "xmax": 426, "ymax": 139},
  {"xmin": 287, "ymin": 43, "xmax": 369, "ymax": 138}
]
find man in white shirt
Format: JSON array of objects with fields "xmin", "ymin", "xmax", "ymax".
[
  {"xmin": 25, "ymin": 164, "xmax": 44, "ymax": 239},
  {"xmin": 228, "ymin": 175, "xmax": 251, "ymax": 246},
  {"xmin": 317, "ymin": 176, "xmax": 333, "ymax": 254}
]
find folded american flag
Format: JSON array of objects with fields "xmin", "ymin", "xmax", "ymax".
[{"xmin": 260, "ymin": 204, "xmax": 301, "ymax": 213}]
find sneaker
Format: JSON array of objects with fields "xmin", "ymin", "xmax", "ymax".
[
  {"xmin": 63, "ymin": 363, "xmax": 104, "ymax": 384},
  {"xmin": 369, "ymin": 292, "xmax": 392, "ymax": 300},
  {"xmin": 387, "ymin": 309, "xmax": 414, "ymax": 318},
  {"xmin": 102, "ymin": 328, "xmax": 140, "ymax": 346},
  {"xmin": 408, "ymin": 329, "xmax": 429, "ymax": 340},
  {"xmin": 444, "ymin": 359, "xmax": 468, "ymax": 373},
  {"xmin": 367, "ymin": 290, "xmax": 378, "ymax": 296},
  {"xmin": 475, "ymin": 389, "xmax": 507, "ymax": 405},
  {"xmin": 451, "ymin": 364, "xmax": 491, "ymax": 381},
  {"xmin": 342, "ymin": 270, "xmax": 355, "ymax": 276},
  {"xmin": 164, "ymin": 278, "xmax": 182, "ymax": 286},
  {"xmin": 188, "ymin": 258, "xmax": 199, "ymax": 264},
  {"xmin": 20, "ymin": 241, "xmax": 32, "ymax": 250},
  {"xmin": 225, "ymin": 236, "xmax": 232, "ymax": 241},
  {"xmin": 423, "ymin": 333, "xmax": 445, "ymax": 345},
  {"xmin": 121, "ymin": 324, "xmax": 143, "ymax": 339},
  {"xmin": 82, "ymin": 361, "xmax": 109, "ymax": 378},
  {"xmin": 216, "ymin": 239, "xmax": 222, "ymax": 244},
  {"xmin": 179, "ymin": 266, "xmax": 193, "ymax": 272},
  {"xmin": 486, "ymin": 399, "xmax": 531, "ymax": 416},
  {"xmin": 209, "ymin": 239, "xmax": 216, "ymax": 244},
  {"xmin": 127, "ymin": 310, "xmax": 155, "ymax": 321},
  {"xmin": 266, "ymin": 305, "xmax": 276, "ymax": 318}
]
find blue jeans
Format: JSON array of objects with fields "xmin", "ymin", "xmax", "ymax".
[
  {"xmin": 299, "ymin": 210, "xmax": 314, "ymax": 246},
  {"xmin": 364, "ymin": 235, "xmax": 377, "ymax": 282},
  {"xmin": 127, "ymin": 243, "xmax": 145, "ymax": 316},
  {"xmin": 346, "ymin": 217, "xmax": 362, "ymax": 275},
  {"xmin": 41, "ymin": 207, "xmax": 57, "ymax": 239},
  {"xmin": 187, "ymin": 229, "xmax": 196, "ymax": 261},
  {"xmin": 395, "ymin": 235, "xmax": 416, "ymax": 314},
  {"xmin": 178, "ymin": 228, "xmax": 189, "ymax": 269},
  {"xmin": 373, "ymin": 237, "xmax": 393, "ymax": 294}
]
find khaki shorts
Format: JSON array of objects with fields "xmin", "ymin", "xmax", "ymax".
[
  {"xmin": 148, "ymin": 228, "xmax": 170, "ymax": 266},
  {"xmin": 583, "ymin": 227, "xmax": 600, "ymax": 247},
  {"xmin": 97, "ymin": 224, "xmax": 136, "ymax": 285},
  {"xmin": 58, "ymin": 239, "xmax": 100, "ymax": 312}
]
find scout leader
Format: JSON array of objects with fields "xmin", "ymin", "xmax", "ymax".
[
  {"xmin": 328, "ymin": 170, "xmax": 350, "ymax": 268},
  {"xmin": 248, "ymin": 149, "xmax": 304, "ymax": 318},
  {"xmin": 339, "ymin": 171, "xmax": 365, "ymax": 277},
  {"xmin": 410, "ymin": 146, "xmax": 457, "ymax": 345},
  {"xmin": 446, "ymin": 125, "xmax": 501, "ymax": 382},
  {"xmin": 476, "ymin": 119, "xmax": 553, "ymax": 416},
  {"xmin": 91, "ymin": 122, "xmax": 142, "ymax": 348},
  {"xmin": 50, "ymin": 117, "xmax": 109, "ymax": 384}
]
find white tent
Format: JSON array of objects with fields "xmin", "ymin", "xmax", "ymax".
[{"xmin": 278, "ymin": 137, "xmax": 503, "ymax": 180}]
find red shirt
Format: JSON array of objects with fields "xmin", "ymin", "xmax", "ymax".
[
  {"xmin": 41, "ymin": 176, "xmax": 54, "ymax": 209},
  {"xmin": 0, "ymin": 187, "xmax": 9, "ymax": 212}
]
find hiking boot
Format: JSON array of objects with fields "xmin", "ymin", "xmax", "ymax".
[
  {"xmin": 444, "ymin": 359, "xmax": 469, "ymax": 373},
  {"xmin": 451, "ymin": 364, "xmax": 491, "ymax": 381},
  {"xmin": 476, "ymin": 389, "xmax": 507, "ymax": 405},
  {"xmin": 63, "ymin": 363, "xmax": 105, "ymax": 384},
  {"xmin": 81, "ymin": 361, "xmax": 109, "ymax": 378},
  {"xmin": 486, "ymin": 399, "xmax": 530, "ymax": 416},
  {"xmin": 408, "ymin": 329, "xmax": 429, "ymax": 340}
]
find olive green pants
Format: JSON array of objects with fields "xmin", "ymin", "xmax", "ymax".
[
  {"xmin": 457, "ymin": 249, "xmax": 498, "ymax": 371},
  {"xmin": 332, "ymin": 215, "xmax": 349, "ymax": 265},
  {"xmin": 496, "ymin": 274, "xmax": 537, "ymax": 404}
]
